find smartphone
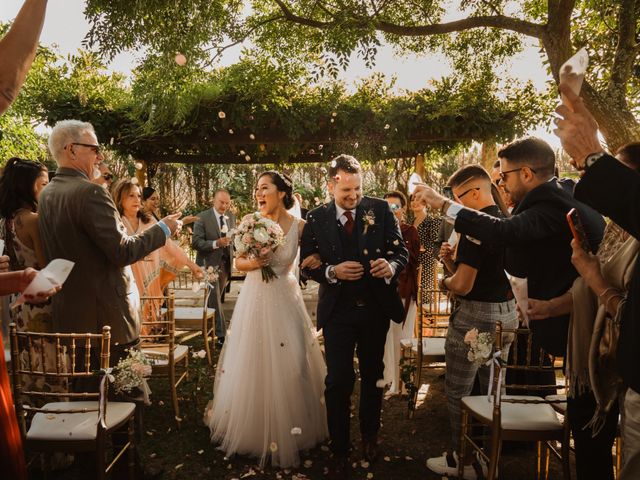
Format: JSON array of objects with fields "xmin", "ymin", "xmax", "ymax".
[
  {"xmin": 567, "ymin": 208, "xmax": 591, "ymax": 252},
  {"xmin": 443, "ymin": 186, "xmax": 454, "ymax": 200}
]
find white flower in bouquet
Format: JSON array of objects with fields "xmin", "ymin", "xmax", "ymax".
[{"xmin": 233, "ymin": 213, "xmax": 285, "ymax": 282}]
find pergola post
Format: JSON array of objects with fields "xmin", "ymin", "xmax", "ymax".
[{"xmin": 415, "ymin": 153, "xmax": 425, "ymax": 178}]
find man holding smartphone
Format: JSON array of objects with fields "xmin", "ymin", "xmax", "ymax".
[{"xmin": 426, "ymin": 165, "xmax": 517, "ymax": 479}]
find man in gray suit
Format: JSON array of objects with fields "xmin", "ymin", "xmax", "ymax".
[
  {"xmin": 192, "ymin": 189, "xmax": 236, "ymax": 346},
  {"xmin": 38, "ymin": 119, "xmax": 181, "ymax": 360}
]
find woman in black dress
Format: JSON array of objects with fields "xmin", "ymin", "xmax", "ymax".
[{"xmin": 410, "ymin": 193, "xmax": 441, "ymax": 306}]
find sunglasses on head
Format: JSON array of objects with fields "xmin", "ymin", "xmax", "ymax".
[{"xmin": 103, "ymin": 174, "xmax": 113, "ymax": 181}]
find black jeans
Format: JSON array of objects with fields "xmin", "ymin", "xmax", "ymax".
[
  {"xmin": 567, "ymin": 391, "xmax": 619, "ymax": 480},
  {"xmin": 322, "ymin": 302, "xmax": 390, "ymax": 455}
]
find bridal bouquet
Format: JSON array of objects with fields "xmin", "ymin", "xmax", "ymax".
[
  {"xmin": 233, "ymin": 213, "xmax": 285, "ymax": 282},
  {"xmin": 464, "ymin": 328, "xmax": 494, "ymax": 366}
]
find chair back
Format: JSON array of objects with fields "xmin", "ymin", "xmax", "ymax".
[
  {"xmin": 8, "ymin": 324, "xmax": 112, "ymax": 437},
  {"xmin": 488, "ymin": 322, "xmax": 565, "ymax": 406},
  {"xmin": 139, "ymin": 291, "xmax": 176, "ymax": 370}
]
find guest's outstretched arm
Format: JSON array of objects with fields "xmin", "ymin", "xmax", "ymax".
[{"xmin": 0, "ymin": 0, "xmax": 48, "ymax": 114}]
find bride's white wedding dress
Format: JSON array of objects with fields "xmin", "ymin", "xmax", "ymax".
[{"xmin": 204, "ymin": 219, "xmax": 328, "ymax": 468}]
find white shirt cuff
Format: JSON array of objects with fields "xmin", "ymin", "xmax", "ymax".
[
  {"xmin": 212, "ymin": 240, "xmax": 218, "ymax": 249},
  {"xmin": 384, "ymin": 262, "xmax": 396, "ymax": 284},
  {"xmin": 157, "ymin": 221, "xmax": 171, "ymax": 237},
  {"xmin": 446, "ymin": 202, "xmax": 464, "ymax": 219}
]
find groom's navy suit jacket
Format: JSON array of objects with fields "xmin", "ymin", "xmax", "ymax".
[{"xmin": 300, "ymin": 196, "xmax": 409, "ymax": 330}]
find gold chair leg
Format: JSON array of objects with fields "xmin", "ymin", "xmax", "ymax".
[
  {"xmin": 544, "ymin": 442, "xmax": 551, "ymax": 480},
  {"xmin": 487, "ymin": 425, "xmax": 501, "ymax": 480},
  {"xmin": 203, "ymin": 319, "xmax": 213, "ymax": 366},
  {"xmin": 128, "ymin": 416, "xmax": 136, "ymax": 480},
  {"xmin": 459, "ymin": 408, "xmax": 469, "ymax": 479},
  {"xmin": 170, "ymin": 365, "xmax": 181, "ymax": 429}
]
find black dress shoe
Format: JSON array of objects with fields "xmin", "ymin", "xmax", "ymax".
[
  {"xmin": 361, "ymin": 434, "xmax": 380, "ymax": 463},
  {"xmin": 327, "ymin": 455, "xmax": 350, "ymax": 480}
]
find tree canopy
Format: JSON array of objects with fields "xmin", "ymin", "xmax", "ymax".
[{"xmin": 83, "ymin": 0, "xmax": 640, "ymax": 151}]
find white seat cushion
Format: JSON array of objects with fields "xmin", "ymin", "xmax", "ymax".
[
  {"xmin": 545, "ymin": 394, "xmax": 567, "ymax": 414},
  {"xmin": 142, "ymin": 344, "xmax": 189, "ymax": 366},
  {"xmin": 27, "ymin": 401, "xmax": 135, "ymax": 441},
  {"xmin": 400, "ymin": 338, "xmax": 446, "ymax": 356},
  {"xmin": 162, "ymin": 307, "xmax": 215, "ymax": 320},
  {"xmin": 462, "ymin": 395, "xmax": 563, "ymax": 431}
]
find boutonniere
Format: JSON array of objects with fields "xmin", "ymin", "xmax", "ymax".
[
  {"xmin": 221, "ymin": 224, "xmax": 229, "ymax": 234},
  {"xmin": 362, "ymin": 210, "xmax": 376, "ymax": 234}
]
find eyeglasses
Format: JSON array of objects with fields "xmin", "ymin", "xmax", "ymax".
[
  {"xmin": 389, "ymin": 203, "xmax": 401, "ymax": 211},
  {"xmin": 456, "ymin": 187, "xmax": 480, "ymax": 199},
  {"xmin": 103, "ymin": 174, "xmax": 113, "ymax": 181},
  {"xmin": 499, "ymin": 166, "xmax": 537, "ymax": 181},
  {"xmin": 67, "ymin": 143, "xmax": 102, "ymax": 155}
]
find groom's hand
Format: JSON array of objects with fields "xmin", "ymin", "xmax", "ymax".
[
  {"xmin": 370, "ymin": 258, "xmax": 393, "ymax": 279},
  {"xmin": 335, "ymin": 261, "xmax": 364, "ymax": 281},
  {"xmin": 300, "ymin": 253, "xmax": 322, "ymax": 270}
]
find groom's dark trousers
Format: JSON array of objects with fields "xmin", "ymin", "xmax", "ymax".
[{"xmin": 301, "ymin": 197, "xmax": 408, "ymax": 456}]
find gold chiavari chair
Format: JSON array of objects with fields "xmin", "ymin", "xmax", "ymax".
[
  {"xmin": 9, "ymin": 324, "xmax": 136, "ymax": 479},
  {"xmin": 169, "ymin": 270, "xmax": 215, "ymax": 365},
  {"xmin": 459, "ymin": 322, "xmax": 571, "ymax": 480},
  {"xmin": 402, "ymin": 266, "xmax": 453, "ymax": 417},
  {"xmin": 139, "ymin": 291, "xmax": 189, "ymax": 428}
]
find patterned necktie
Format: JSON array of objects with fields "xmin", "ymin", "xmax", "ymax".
[
  {"xmin": 219, "ymin": 215, "xmax": 226, "ymax": 237},
  {"xmin": 343, "ymin": 211, "xmax": 354, "ymax": 236}
]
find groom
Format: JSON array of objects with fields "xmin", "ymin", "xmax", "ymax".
[{"xmin": 301, "ymin": 155, "xmax": 408, "ymax": 477}]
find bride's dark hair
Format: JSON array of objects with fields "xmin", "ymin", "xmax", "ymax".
[{"xmin": 258, "ymin": 171, "xmax": 294, "ymax": 209}]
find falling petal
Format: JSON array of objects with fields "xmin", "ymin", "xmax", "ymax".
[
  {"xmin": 245, "ymin": 155, "xmax": 251, "ymax": 161},
  {"xmin": 304, "ymin": 460, "xmax": 313, "ymax": 468},
  {"xmin": 290, "ymin": 427, "xmax": 302, "ymax": 435},
  {"xmin": 131, "ymin": 177, "xmax": 139, "ymax": 185},
  {"xmin": 269, "ymin": 442, "xmax": 278, "ymax": 452},
  {"xmin": 110, "ymin": 137, "xmax": 115, "ymax": 145},
  {"xmin": 318, "ymin": 144, "xmax": 323, "ymax": 150},
  {"xmin": 259, "ymin": 144, "xmax": 266, "ymax": 152},
  {"xmin": 382, "ymin": 146, "xmax": 387, "ymax": 152},
  {"xmin": 174, "ymin": 53, "xmax": 187, "ymax": 66},
  {"xmin": 134, "ymin": 162, "xmax": 143, "ymax": 170},
  {"xmin": 198, "ymin": 450, "xmax": 204, "ymax": 455},
  {"xmin": 228, "ymin": 129, "xmax": 234, "ymax": 134},
  {"xmin": 218, "ymin": 111, "xmax": 226, "ymax": 119},
  {"xmin": 249, "ymin": 133, "xmax": 255, "ymax": 140},
  {"xmin": 376, "ymin": 379, "xmax": 386, "ymax": 388},
  {"xmin": 354, "ymin": 142, "xmax": 359, "ymax": 149},
  {"xmin": 393, "ymin": 240, "xmax": 400, "ymax": 245},
  {"xmin": 363, "ymin": 249, "xmax": 368, "ymax": 255},
  {"xmin": 361, "ymin": 460, "xmax": 370, "ymax": 468},
  {"xmin": 384, "ymin": 124, "xmax": 390, "ymax": 130},
  {"xmin": 309, "ymin": 148, "xmax": 315, "ymax": 155},
  {"xmin": 174, "ymin": 464, "xmax": 184, "ymax": 470},
  {"xmin": 239, "ymin": 150, "xmax": 245, "ymax": 155},
  {"xmin": 330, "ymin": 118, "xmax": 334, "ymax": 123},
  {"xmin": 332, "ymin": 111, "xmax": 337, "ymax": 117}
]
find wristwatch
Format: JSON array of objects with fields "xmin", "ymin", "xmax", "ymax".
[
  {"xmin": 328, "ymin": 265, "xmax": 337, "ymax": 281},
  {"xmin": 584, "ymin": 151, "xmax": 606, "ymax": 170}
]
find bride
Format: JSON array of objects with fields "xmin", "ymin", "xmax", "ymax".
[{"xmin": 204, "ymin": 171, "xmax": 328, "ymax": 468}]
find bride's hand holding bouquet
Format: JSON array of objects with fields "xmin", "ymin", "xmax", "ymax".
[{"xmin": 233, "ymin": 213, "xmax": 285, "ymax": 282}]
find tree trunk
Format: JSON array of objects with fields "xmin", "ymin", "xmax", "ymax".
[{"xmin": 480, "ymin": 140, "xmax": 497, "ymax": 171}]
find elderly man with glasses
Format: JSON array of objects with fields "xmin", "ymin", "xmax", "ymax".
[{"xmin": 38, "ymin": 119, "xmax": 183, "ymax": 362}]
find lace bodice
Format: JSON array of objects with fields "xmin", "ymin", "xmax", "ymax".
[{"xmin": 267, "ymin": 219, "xmax": 299, "ymax": 277}]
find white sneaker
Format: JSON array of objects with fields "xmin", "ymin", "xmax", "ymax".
[{"xmin": 426, "ymin": 451, "xmax": 479, "ymax": 480}]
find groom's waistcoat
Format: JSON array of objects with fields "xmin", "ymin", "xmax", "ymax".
[{"xmin": 337, "ymin": 221, "xmax": 369, "ymax": 302}]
